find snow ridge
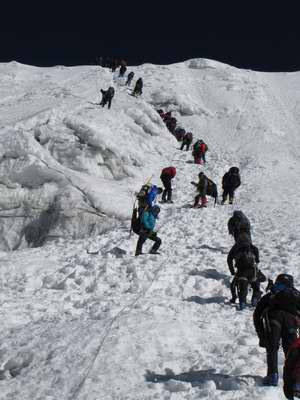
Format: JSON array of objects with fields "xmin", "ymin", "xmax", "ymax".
[{"xmin": 1, "ymin": 59, "xmax": 300, "ymax": 399}]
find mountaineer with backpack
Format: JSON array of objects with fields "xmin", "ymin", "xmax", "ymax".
[
  {"xmin": 132, "ymin": 78, "xmax": 143, "ymax": 96},
  {"xmin": 126, "ymin": 71, "xmax": 134, "ymax": 86},
  {"xmin": 180, "ymin": 131, "xmax": 193, "ymax": 151},
  {"xmin": 221, "ymin": 167, "xmax": 241, "ymax": 205},
  {"xmin": 100, "ymin": 87, "xmax": 115, "ymax": 109},
  {"xmin": 253, "ymin": 274, "xmax": 300, "ymax": 387},
  {"xmin": 191, "ymin": 172, "xmax": 218, "ymax": 208},
  {"xmin": 160, "ymin": 167, "xmax": 176, "ymax": 204},
  {"xmin": 227, "ymin": 234, "xmax": 262, "ymax": 310},
  {"xmin": 134, "ymin": 205, "xmax": 162, "ymax": 256},
  {"xmin": 174, "ymin": 127, "xmax": 185, "ymax": 142},
  {"xmin": 165, "ymin": 117, "xmax": 177, "ymax": 135},
  {"xmin": 192, "ymin": 140, "xmax": 208, "ymax": 164},
  {"xmin": 228, "ymin": 210, "xmax": 251, "ymax": 242},
  {"xmin": 119, "ymin": 64, "xmax": 127, "ymax": 78},
  {"xmin": 136, "ymin": 183, "xmax": 163, "ymax": 211},
  {"xmin": 284, "ymin": 338, "xmax": 300, "ymax": 399}
]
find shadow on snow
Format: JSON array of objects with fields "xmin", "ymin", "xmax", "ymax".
[{"xmin": 145, "ymin": 368, "xmax": 263, "ymax": 391}]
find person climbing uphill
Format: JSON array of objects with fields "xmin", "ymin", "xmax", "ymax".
[
  {"xmin": 192, "ymin": 139, "xmax": 208, "ymax": 164},
  {"xmin": 253, "ymin": 274, "xmax": 300, "ymax": 387},
  {"xmin": 126, "ymin": 71, "xmax": 134, "ymax": 86},
  {"xmin": 228, "ymin": 210, "xmax": 251, "ymax": 242},
  {"xmin": 191, "ymin": 172, "xmax": 208, "ymax": 208},
  {"xmin": 227, "ymin": 234, "xmax": 262, "ymax": 309},
  {"xmin": 221, "ymin": 167, "xmax": 241, "ymax": 204},
  {"xmin": 100, "ymin": 87, "xmax": 115, "ymax": 109},
  {"xmin": 136, "ymin": 183, "xmax": 163, "ymax": 211},
  {"xmin": 135, "ymin": 205, "xmax": 162, "ymax": 256},
  {"xmin": 160, "ymin": 167, "xmax": 176, "ymax": 204},
  {"xmin": 132, "ymin": 78, "xmax": 143, "ymax": 96},
  {"xmin": 119, "ymin": 62, "xmax": 127, "ymax": 78},
  {"xmin": 180, "ymin": 131, "xmax": 193, "ymax": 151}
]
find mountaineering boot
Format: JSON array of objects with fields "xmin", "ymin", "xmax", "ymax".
[
  {"xmin": 167, "ymin": 200, "xmax": 174, "ymax": 204},
  {"xmin": 229, "ymin": 297, "xmax": 236, "ymax": 304},
  {"xmin": 229, "ymin": 197, "xmax": 234, "ymax": 205},
  {"xmin": 149, "ymin": 249, "xmax": 160, "ymax": 255},
  {"xmin": 262, "ymin": 373, "xmax": 279, "ymax": 386},
  {"xmin": 239, "ymin": 302, "xmax": 246, "ymax": 311}
]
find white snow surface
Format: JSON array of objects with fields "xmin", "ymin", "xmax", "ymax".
[{"xmin": 1, "ymin": 59, "xmax": 300, "ymax": 399}]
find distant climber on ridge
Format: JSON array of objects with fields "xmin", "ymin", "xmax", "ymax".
[
  {"xmin": 132, "ymin": 78, "xmax": 143, "ymax": 96},
  {"xmin": 119, "ymin": 61, "xmax": 127, "ymax": 78},
  {"xmin": 100, "ymin": 87, "xmax": 115, "ymax": 109},
  {"xmin": 126, "ymin": 71, "xmax": 134, "ymax": 86}
]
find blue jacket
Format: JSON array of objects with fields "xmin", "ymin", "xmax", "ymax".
[
  {"xmin": 140, "ymin": 210, "xmax": 157, "ymax": 231},
  {"xmin": 146, "ymin": 185, "xmax": 159, "ymax": 207}
]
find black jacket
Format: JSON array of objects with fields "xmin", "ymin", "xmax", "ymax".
[
  {"xmin": 253, "ymin": 287, "xmax": 300, "ymax": 340},
  {"xmin": 227, "ymin": 243, "xmax": 259, "ymax": 275},
  {"xmin": 222, "ymin": 171, "xmax": 241, "ymax": 190},
  {"xmin": 228, "ymin": 211, "xmax": 251, "ymax": 239}
]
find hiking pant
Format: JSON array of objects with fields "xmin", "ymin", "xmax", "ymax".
[
  {"xmin": 101, "ymin": 97, "xmax": 112, "ymax": 109},
  {"xmin": 180, "ymin": 140, "xmax": 191, "ymax": 151},
  {"xmin": 126, "ymin": 77, "xmax": 133, "ymax": 86},
  {"xmin": 262, "ymin": 309, "xmax": 298, "ymax": 375},
  {"xmin": 135, "ymin": 230, "xmax": 161, "ymax": 255},
  {"xmin": 222, "ymin": 186, "xmax": 235, "ymax": 203},
  {"xmin": 194, "ymin": 194, "xmax": 207, "ymax": 207},
  {"xmin": 161, "ymin": 177, "xmax": 172, "ymax": 202},
  {"xmin": 237, "ymin": 278, "xmax": 260, "ymax": 305},
  {"xmin": 194, "ymin": 152, "xmax": 206, "ymax": 164}
]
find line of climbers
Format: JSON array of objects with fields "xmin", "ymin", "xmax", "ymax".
[
  {"xmin": 226, "ymin": 208, "xmax": 300, "ymax": 395},
  {"xmin": 98, "ymin": 61, "xmax": 143, "ymax": 109},
  {"xmin": 129, "ymin": 143, "xmax": 299, "ymax": 398},
  {"xmin": 131, "ymin": 165, "xmax": 242, "ymax": 255},
  {"xmin": 157, "ymin": 109, "xmax": 210, "ymax": 166},
  {"xmin": 97, "ymin": 65, "xmax": 299, "ymax": 398}
]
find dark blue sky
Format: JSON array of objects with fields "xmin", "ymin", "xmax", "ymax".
[{"xmin": 2, "ymin": 38, "xmax": 300, "ymax": 72}]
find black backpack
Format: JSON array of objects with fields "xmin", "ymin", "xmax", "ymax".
[
  {"xmin": 131, "ymin": 207, "xmax": 141, "ymax": 235},
  {"xmin": 235, "ymin": 249, "xmax": 256, "ymax": 279},
  {"xmin": 206, "ymin": 178, "xmax": 218, "ymax": 205}
]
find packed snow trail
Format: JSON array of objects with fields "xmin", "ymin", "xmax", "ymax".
[
  {"xmin": 0, "ymin": 143, "xmax": 290, "ymax": 400},
  {"xmin": 2, "ymin": 59, "xmax": 300, "ymax": 399}
]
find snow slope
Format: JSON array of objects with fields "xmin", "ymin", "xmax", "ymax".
[
  {"xmin": 0, "ymin": 62, "xmax": 174, "ymax": 251},
  {"xmin": 1, "ymin": 59, "xmax": 300, "ymax": 399}
]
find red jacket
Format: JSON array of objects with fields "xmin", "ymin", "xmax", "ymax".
[
  {"xmin": 161, "ymin": 167, "xmax": 176, "ymax": 178},
  {"xmin": 284, "ymin": 338, "xmax": 300, "ymax": 399},
  {"xmin": 199, "ymin": 143, "xmax": 207, "ymax": 154}
]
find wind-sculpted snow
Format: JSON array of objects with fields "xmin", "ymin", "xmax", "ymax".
[
  {"xmin": 1, "ymin": 59, "xmax": 300, "ymax": 399},
  {"xmin": 0, "ymin": 63, "xmax": 174, "ymax": 250}
]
